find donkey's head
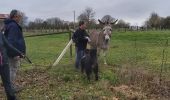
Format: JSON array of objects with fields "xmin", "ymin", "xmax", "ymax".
[{"xmin": 98, "ymin": 19, "xmax": 118, "ymax": 43}]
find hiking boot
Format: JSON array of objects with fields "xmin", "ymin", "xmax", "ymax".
[
  {"xmin": 7, "ymin": 95, "xmax": 18, "ymax": 100},
  {"xmin": 13, "ymin": 86, "xmax": 23, "ymax": 93},
  {"xmin": 11, "ymin": 84, "xmax": 23, "ymax": 93}
]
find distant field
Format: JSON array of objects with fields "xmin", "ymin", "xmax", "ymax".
[{"xmin": 0, "ymin": 30, "xmax": 170, "ymax": 99}]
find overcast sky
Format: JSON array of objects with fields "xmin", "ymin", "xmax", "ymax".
[{"xmin": 0, "ymin": 0, "xmax": 170, "ymax": 26}]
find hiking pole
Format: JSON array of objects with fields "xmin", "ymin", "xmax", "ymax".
[
  {"xmin": 23, "ymin": 56, "xmax": 32, "ymax": 64},
  {"xmin": 23, "ymin": 55, "xmax": 52, "ymax": 72}
]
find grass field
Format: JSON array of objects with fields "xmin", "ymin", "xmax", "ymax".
[{"xmin": 0, "ymin": 30, "xmax": 170, "ymax": 99}]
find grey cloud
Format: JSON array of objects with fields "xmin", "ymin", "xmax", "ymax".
[{"xmin": 0, "ymin": 0, "xmax": 170, "ymax": 26}]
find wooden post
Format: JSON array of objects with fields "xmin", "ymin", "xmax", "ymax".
[
  {"xmin": 52, "ymin": 39, "xmax": 73, "ymax": 66},
  {"xmin": 69, "ymin": 32, "xmax": 72, "ymax": 58}
]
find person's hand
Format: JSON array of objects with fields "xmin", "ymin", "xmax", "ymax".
[
  {"xmin": 85, "ymin": 36, "xmax": 91, "ymax": 42},
  {"xmin": 21, "ymin": 54, "xmax": 25, "ymax": 58},
  {"xmin": 14, "ymin": 56, "xmax": 20, "ymax": 60}
]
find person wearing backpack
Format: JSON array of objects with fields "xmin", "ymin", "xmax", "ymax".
[
  {"xmin": 0, "ymin": 32, "xmax": 24, "ymax": 100},
  {"xmin": 3, "ymin": 9, "xmax": 26, "ymax": 91}
]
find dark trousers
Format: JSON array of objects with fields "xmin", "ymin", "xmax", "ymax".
[
  {"xmin": 75, "ymin": 48, "xmax": 85, "ymax": 69},
  {"xmin": 0, "ymin": 64, "xmax": 16, "ymax": 100}
]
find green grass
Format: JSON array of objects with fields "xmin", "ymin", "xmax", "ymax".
[
  {"xmin": 1, "ymin": 30, "xmax": 170, "ymax": 99},
  {"xmin": 22, "ymin": 33, "xmax": 72, "ymax": 68},
  {"xmin": 17, "ymin": 33, "xmax": 118, "ymax": 99},
  {"xmin": 22, "ymin": 30, "xmax": 170, "ymax": 99},
  {"xmin": 107, "ymin": 30, "xmax": 170, "ymax": 70}
]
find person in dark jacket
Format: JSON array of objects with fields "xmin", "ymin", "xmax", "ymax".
[
  {"xmin": 3, "ymin": 9, "xmax": 26, "ymax": 89},
  {"xmin": 0, "ymin": 32, "xmax": 24, "ymax": 100},
  {"xmin": 72, "ymin": 21, "xmax": 91, "ymax": 69}
]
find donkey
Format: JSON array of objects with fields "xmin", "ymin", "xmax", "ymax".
[
  {"xmin": 81, "ymin": 49, "xmax": 98, "ymax": 81},
  {"xmin": 89, "ymin": 19, "xmax": 118, "ymax": 65}
]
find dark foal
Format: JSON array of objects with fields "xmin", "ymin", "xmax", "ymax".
[{"xmin": 81, "ymin": 49, "xmax": 98, "ymax": 81}]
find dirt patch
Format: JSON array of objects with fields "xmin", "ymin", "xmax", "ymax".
[
  {"xmin": 1, "ymin": 66, "xmax": 169, "ymax": 99},
  {"xmin": 113, "ymin": 64, "xmax": 170, "ymax": 100},
  {"xmin": 0, "ymin": 68, "xmax": 50, "ymax": 99},
  {"xmin": 110, "ymin": 85, "xmax": 146, "ymax": 100},
  {"xmin": 15, "ymin": 68, "xmax": 50, "ymax": 88}
]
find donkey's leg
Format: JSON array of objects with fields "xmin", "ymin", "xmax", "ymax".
[
  {"xmin": 93, "ymin": 64, "xmax": 99, "ymax": 81},
  {"xmin": 80, "ymin": 60, "xmax": 85, "ymax": 73},
  {"xmin": 97, "ymin": 48, "xmax": 101, "ymax": 57},
  {"xmin": 86, "ymin": 68, "xmax": 91, "ymax": 81},
  {"xmin": 103, "ymin": 50, "xmax": 107, "ymax": 65}
]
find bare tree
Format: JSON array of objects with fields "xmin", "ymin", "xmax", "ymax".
[
  {"xmin": 46, "ymin": 17, "xmax": 62, "ymax": 25},
  {"xmin": 77, "ymin": 7, "xmax": 96, "ymax": 30},
  {"xmin": 46, "ymin": 17, "xmax": 62, "ymax": 29},
  {"xmin": 34, "ymin": 18, "xmax": 44, "ymax": 29},
  {"xmin": 34, "ymin": 18, "xmax": 44, "ymax": 24},
  {"xmin": 78, "ymin": 7, "xmax": 95, "ymax": 22},
  {"xmin": 101, "ymin": 15, "xmax": 115, "ymax": 24},
  {"xmin": 19, "ymin": 11, "xmax": 28, "ymax": 27},
  {"xmin": 116, "ymin": 19, "xmax": 127, "ymax": 28},
  {"xmin": 163, "ymin": 16, "xmax": 170, "ymax": 29},
  {"xmin": 146, "ymin": 12, "xmax": 161, "ymax": 29},
  {"xmin": 78, "ymin": 13, "xmax": 87, "ymax": 21}
]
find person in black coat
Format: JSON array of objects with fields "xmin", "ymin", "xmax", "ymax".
[
  {"xmin": 3, "ymin": 10, "xmax": 26, "ymax": 89},
  {"xmin": 0, "ymin": 32, "xmax": 24, "ymax": 100},
  {"xmin": 72, "ymin": 21, "xmax": 91, "ymax": 69}
]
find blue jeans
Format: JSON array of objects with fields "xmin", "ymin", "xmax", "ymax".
[
  {"xmin": 75, "ymin": 48, "xmax": 85, "ymax": 69},
  {"xmin": 0, "ymin": 64, "xmax": 16, "ymax": 100}
]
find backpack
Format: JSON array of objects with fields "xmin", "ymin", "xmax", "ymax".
[
  {"xmin": 0, "ymin": 33, "xmax": 3, "ymax": 65},
  {"xmin": 0, "ymin": 25, "xmax": 5, "ymax": 33}
]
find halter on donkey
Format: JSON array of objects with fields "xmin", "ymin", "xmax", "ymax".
[{"xmin": 89, "ymin": 19, "xmax": 118, "ymax": 65}]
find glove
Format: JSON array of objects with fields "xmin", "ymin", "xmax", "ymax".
[
  {"xmin": 85, "ymin": 36, "xmax": 91, "ymax": 42},
  {"xmin": 20, "ymin": 54, "xmax": 25, "ymax": 58},
  {"xmin": 14, "ymin": 56, "xmax": 20, "ymax": 60}
]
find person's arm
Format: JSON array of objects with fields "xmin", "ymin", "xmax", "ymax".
[
  {"xmin": 2, "ymin": 34, "xmax": 23, "ymax": 57},
  {"xmin": 83, "ymin": 30, "xmax": 91, "ymax": 42}
]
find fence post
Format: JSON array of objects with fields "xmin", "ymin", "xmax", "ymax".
[
  {"xmin": 52, "ymin": 39, "xmax": 73, "ymax": 66},
  {"xmin": 69, "ymin": 32, "xmax": 72, "ymax": 58},
  {"xmin": 159, "ymin": 39, "xmax": 168, "ymax": 85}
]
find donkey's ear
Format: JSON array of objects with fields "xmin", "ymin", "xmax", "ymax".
[
  {"xmin": 111, "ymin": 19, "xmax": 118, "ymax": 25},
  {"xmin": 98, "ymin": 19, "xmax": 105, "ymax": 25}
]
